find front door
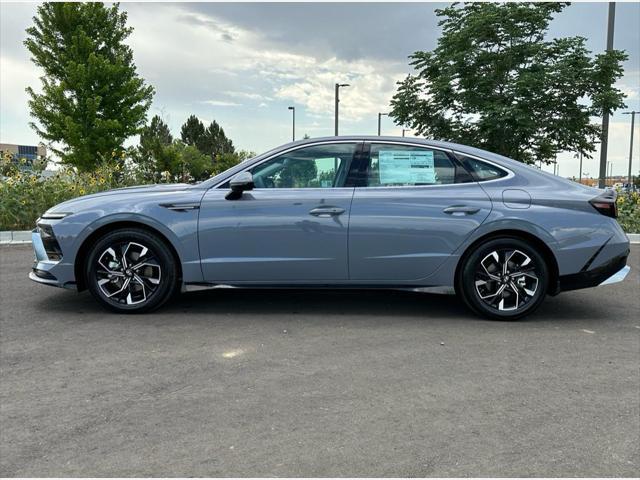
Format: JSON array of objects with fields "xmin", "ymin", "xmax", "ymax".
[
  {"xmin": 198, "ymin": 142, "xmax": 361, "ymax": 283},
  {"xmin": 348, "ymin": 142, "xmax": 492, "ymax": 282}
]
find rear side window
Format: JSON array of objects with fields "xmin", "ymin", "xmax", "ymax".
[
  {"xmin": 459, "ymin": 155, "xmax": 508, "ymax": 181},
  {"xmin": 364, "ymin": 144, "xmax": 459, "ymax": 187}
]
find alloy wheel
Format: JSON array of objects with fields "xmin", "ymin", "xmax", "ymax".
[
  {"xmin": 474, "ymin": 249, "xmax": 540, "ymax": 312},
  {"xmin": 95, "ymin": 242, "xmax": 162, "ymax": 305}
]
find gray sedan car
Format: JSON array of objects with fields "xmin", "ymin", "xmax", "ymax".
[{"xmin": 30, "ymin": 136, "xmax": 630, "ymax": 319}]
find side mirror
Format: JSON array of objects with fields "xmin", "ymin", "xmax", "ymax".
[{"xmin": 225, "ymin": 171, "xmax": 254, "ymax": 200}]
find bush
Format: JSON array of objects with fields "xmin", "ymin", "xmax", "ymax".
[
  {"xmin": 617, "ymin": 190, "xmax": 640, "ymax": 234},
  {"xmin": 0, "ymin": 153, "xmax": 149, "ymax": 230},
  {"xmin": 0, "ymin": 148, "xmax": 252, "ymax": 231}
]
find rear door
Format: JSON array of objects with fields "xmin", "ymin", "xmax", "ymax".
[{"xmin": 347, "ymin": 142, "xmax": 492, "ymax": 282}]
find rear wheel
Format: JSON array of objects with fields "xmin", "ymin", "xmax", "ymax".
[
  {"xmin": 458, "ymin": 237, "xmax": 548, "ymax": 320},
  {"xmin": 85, "ymin": 228, "xmax": 178, "ymax": 313}
]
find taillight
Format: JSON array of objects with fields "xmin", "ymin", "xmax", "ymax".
[{"xmin": 589, "ymin": 191, "xmax": 618, "ymax": 218}]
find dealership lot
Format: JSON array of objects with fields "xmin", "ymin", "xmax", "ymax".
[{"xmin": 1, "ymin": 244, "xmax": 638, "ymax": 476}]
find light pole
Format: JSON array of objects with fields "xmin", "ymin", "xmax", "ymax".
[
  {"xmin": 377, "ymin": 112, "xmax": 388, "ymax": 136},
  {"xmin": 334, "ymin": 83, "xmax": 349, "ymax": 136},
  {"xmin": 402, "ymin": 128, "xmax": 410, "ymax": 137},
  {"xmin": 622, "ymin": 111, "xmax": 637, "ymax": 187},
  {"xmin": 287, "ymin": 106, "xmax": 295, "ymax": 142},
  {"xmin": 574, "ymin": 152, "xmax": 584, "ymax": 183},
  {"xmin": 598, "ymin": 2, "xmax": 617, "ymax": 188},
  {"xmin": 607, "ymin": 161, "xmax": 613, "ymax": 185}
]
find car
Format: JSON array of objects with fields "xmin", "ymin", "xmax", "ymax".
[{"xmin": 29, "ymin": 136, "xmax": 630, "ymax": 319}]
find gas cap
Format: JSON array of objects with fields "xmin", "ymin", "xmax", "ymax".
[{"xmin": 502, "ymin": 189, "xmax": 531, "ymax": 209}]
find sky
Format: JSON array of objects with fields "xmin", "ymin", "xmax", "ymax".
[{"xmin": 1, "ymin": 1, "xmax": 639, "ymax": 178}]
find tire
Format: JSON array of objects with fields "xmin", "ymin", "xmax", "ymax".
[
  {"xmin": 457, "ymin": 237, "xmax": 548, "ymax": 320},
  {"xmin": 85, "ymin": 228, "xmax": 178, "ymax": 313}
]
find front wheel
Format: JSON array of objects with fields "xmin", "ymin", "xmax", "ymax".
[
  {"xmin": 85, "ymin": 228, "xmax": 178, "ymax": 313},
  {"xmin": 457, "ymin": 237, "xmax": 548, "ymax": 320}
]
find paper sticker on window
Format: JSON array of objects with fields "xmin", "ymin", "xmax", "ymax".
[{"xmin": 378, "ymin": 150, "xmax": 436, "ymax": 185}]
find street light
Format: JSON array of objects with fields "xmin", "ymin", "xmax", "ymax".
[
  {"xmin": 402, "ymin": 128, "xmax": 410, "ymax": 137},
  {"xmin": 607, "ymin": 161, "xmax": 613, "ymax": 185},
  {"xmin": 287, "ymin": 106, "xmax": 295, "ymax": 142},
  {"xmin": 334, "ymin": 83, "xmax": 350, "ymax": 136},
  {"xmin": 377, "ymin": 112, "xmax": 388, "ymax": 136},
  {"xmin": 622, "ymin": 111, "xmax": 637, "ymax": 188}
]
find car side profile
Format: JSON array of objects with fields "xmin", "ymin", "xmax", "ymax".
[{"xmin": 30, "ymin": 136, "xmax": 630, "ymax": 319}]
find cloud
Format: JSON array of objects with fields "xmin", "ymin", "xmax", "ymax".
[
  {"xmin": 202, "ymin": 100, "xmax": 241, "ymax": 107},
  {"xmin": 2, "ymin": 1, "xmax": 638, "ymax": 155},
  {"xmin": 125, "ymin": 4, "xmax": 407, "ymax": 124},
  {"xmin": 224, "ymin": 91, "xmax": 273, "ymax": 101}
]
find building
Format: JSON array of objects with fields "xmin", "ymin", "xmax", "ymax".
[{"xmin": 0, "ymin": 143, "xmax": 47, "ymax": 171}]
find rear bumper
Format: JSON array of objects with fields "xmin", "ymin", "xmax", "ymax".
[{"xmin": 558, "ymin": 250, "xmax": 630, "ymax": 292}]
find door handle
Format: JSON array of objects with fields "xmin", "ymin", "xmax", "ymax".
[
  {"xmin": 309, "ymin": 206, "xmax": 345, "ymax": 217},
  {"xmin": 443, "ymin": 205, "xmax": 480, "ymax": 215}
]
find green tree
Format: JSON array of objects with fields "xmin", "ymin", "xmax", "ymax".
[
  {"xmin": 180, "ymin": 115, "xmax": 205, "ymax": 149},
  {"xmin": 140, "ymin": 115, "xmax": 173, "ymax": 148},
  {"xmin": 171, "ymin": 142, "xmax": 212, "ymax": 181},
  {"xmin": 24, "ymin": 2, "xmax": 154, "ymax": 171},
  {"xmin": 134, "ymin": 115, "xmax": 173, "ymax": 180},
  {"xmin": 389, "ymin": 2, "xmax": 627, "ymax": 164},
  {"xmin": 180, "ymin": 116, "xmax": 234, "ymax": 160},
  {"xmin": 201, "ymin": 120, "xmax": 235, "ymax": 158}
]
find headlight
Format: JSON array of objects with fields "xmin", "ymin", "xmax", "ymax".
[{"xmin": 40, "ymin": 211, "xmax": 72, "ymax": 220}]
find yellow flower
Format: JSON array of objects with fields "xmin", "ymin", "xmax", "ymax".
[
  {"xmin": 20, "ymin": 200, "xmax": 26, "ymax": 205},
  {"xmin": 99, "ymin": 177, "xmax": 105, "ymax": 184},
  {"xmin": 114, "ymin": 164, "xmax": 121, "ymax": 171},
  {"xmin": 111, "ymin": 151, "xmax": 116, "ymax": 157},
  {"xmin": 20, "ymin": 157, "xmax": 27, "ymax": 165},
  {"xmin": 79, "ymin": 188, "xmax": 86, "ymax": 195},
  {"xmin": 121, "ymin": 151, "xmax": 126, "ymax": 158}
]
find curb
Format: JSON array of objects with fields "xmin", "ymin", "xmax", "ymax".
[
  {"xmin": 1, "ymin": 230, "xmax": 32, "ymax": 245},
  {"xmin": 2, "ymin": 230, "xmax": 640, "ymax": 245}
]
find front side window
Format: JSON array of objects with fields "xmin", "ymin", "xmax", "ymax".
[
  {"xmin": 250, "ymin": 143, "xmax": 358, "ymax": 188},
  {"xmin": 364, "ymin": 144, "xmax": 458, "ymax": 187}
]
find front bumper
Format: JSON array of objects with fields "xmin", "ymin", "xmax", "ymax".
[
  {"xmin": 558, "ymin": 250, "xmax": 630, "ymax": 292},
  {"xmin": 29, "ymin": 228, "xmax": 73, "ymax": 289}
]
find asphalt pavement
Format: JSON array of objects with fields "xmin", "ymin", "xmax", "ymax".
[{"xmin": 1, "ymin": 244, "xmax": 639, "ymax": 476}]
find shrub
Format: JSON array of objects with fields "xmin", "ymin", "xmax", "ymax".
[
  {"xmin": 0, "ymin": 152, "xmax": 148, "ymax": 230},
  {"xmin": 617, "ymin": 190, "xmax": 640, "ymax": 234}
]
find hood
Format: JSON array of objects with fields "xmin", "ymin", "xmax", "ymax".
[{"xmin": 46, "ymin": 183, "xmax": 191, "ymax": 214}]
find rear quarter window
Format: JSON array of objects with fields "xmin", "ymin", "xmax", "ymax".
[{"xmin": 459, "ymin": 156, "xmax": 509, "ymax": 182}]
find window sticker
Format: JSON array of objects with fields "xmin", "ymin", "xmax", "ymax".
[{"xmin": 378, "ymin": 150, "xmax": 436, "ymax": 185}]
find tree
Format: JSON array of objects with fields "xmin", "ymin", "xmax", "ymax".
[
  {"xmin": 389, "ymin": 3, "xmax": 627, "ymax": 164},
  {"xmin": 201, "ymin": 120, "xmax": 235, "ymax": 158},
  {"xmin": 24, "ymin": 2, "xmax": 154, "ymax": 171},
  {"xmin": 140, "ymin": 115, "xmax": 172, "ymax": 148},
  {"xmin": 180, "ymin": 115, "xmax": 205, "ymax": 149},
  {"xmin": 171, "ymin": 142, "xmax": 213, "ymax": 181},
  {"xmin": 180, "ymin": 116, "xmax": 234, "ymax": 160},
  {"xmin": 134, "ymin": 115, "xmax": 173, "ymax": 180}
]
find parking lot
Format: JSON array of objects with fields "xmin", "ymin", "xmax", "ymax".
[{"xmin": 1, "ymin": 244, "xmax": 639, "ymax": 476}]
